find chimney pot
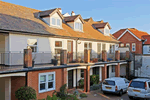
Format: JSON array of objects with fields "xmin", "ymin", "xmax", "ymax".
[{"xmin": 71, "ymin": 11, "xmax": 75, "ymax": 16}]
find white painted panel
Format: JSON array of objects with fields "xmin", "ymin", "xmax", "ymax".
[
  {"xmin": 90, "ymin": 68, "xmax": 93, "ymax": 75},
  {"xmin": 109, "ymin": 65, "xmax": 115, "ymax": 78},
  {"xmin": 120, "ymin": 64, "xmax": 126, "ymax": 76}
]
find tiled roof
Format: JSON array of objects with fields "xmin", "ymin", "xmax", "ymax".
[
  {"xmin": 64, "ymin": 15, "xmax": 79, "ymax": 22},
  {"xmin": 128, "ymin": 28, "xmax": 149, "ymax": 39},
  {"xmin": 112, "ymin": 29, "xmax": 126, "ymax": 39},
  {"xmin": 142, "ymin": 35, "xmax": 150, "ymax": 44},
  {"xmin": 39, "ymin": 9, "xmax": 56, "ymax": 17},
  {"xmin": 93, "ymin": 22, "xmax": 109, "ymax": 29},
  {"xmin": 113, "ymin": 28, "xmax": 149, "ymax": 40},
  {"xmin": 0, "ymin": 1, "xmax": 119, "ymax": 43}
]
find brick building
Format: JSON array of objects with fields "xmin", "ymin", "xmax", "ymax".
[
  {"xmin": 113, "ymin": 28, "xmax": 149, "ymax": 54},
  {"xmin": 0, "ymin": 1, "xmax": 131, "ymax": 100}
]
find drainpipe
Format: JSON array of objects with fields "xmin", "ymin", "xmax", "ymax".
[
  {"xmin": 76, "ymin": 38, "xmax": 79, "ymax": 61},
  {"xmin": 25, "ymin": 72, "xmax": 28, "ymax": 86},
  {"xmin": 76, "ymin": 69, "xmax": 77, "ymax": 89}
]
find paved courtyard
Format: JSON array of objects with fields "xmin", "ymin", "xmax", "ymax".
[{"xmin": 81, "ymin": 89, "xmax": 148, "ymax": 100}]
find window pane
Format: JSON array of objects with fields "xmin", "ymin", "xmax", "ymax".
[
  {"xmin": 40, "ymin": 75, "xmax": 46, "ymax": 82},
  {"xmin": 84, "ymin": 43, "xmax": 87, "ymax": 49},
  {"xmin": 57, "ymin": 19, "xmax": 60, "ymax": 26},
  {"xmin": 48, "ymin": 82, "xmax": 53, "ymax": 89},
  {"xmin": 89, "ymin": 43, "xmax": 92, "ymax": 49},
  {"xmin": 52, "ymin": 18, "xmax": 56, "ymax": 25},
  {"xmin": 40, "ymin": 83, "xmax": 46, "ymax": 90},
  {"xmin": 55, "ymin": 49, "xmax": 61, "ymax": 54},
  {"xmin": 102, "ymin": 44, "xmax": 106, "ymax": 50},
  {"xmin": 75, "ymin": 23, "xmax": 78, "ymax": 29},
  {"xmin": 97, "ymin": 43, "xmax": 101, "ymax": 53},
  {"xmin": 80, "ymin": 23, "xmax": 82, "ymax": 30},
  {"xmin": 55, "ymin": 41, "xmax": 62, "ymax": 47},
  {"xmin": 48, "ymin": 74, "xmax": 54, "ymax": 81}
]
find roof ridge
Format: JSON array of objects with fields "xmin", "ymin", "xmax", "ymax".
[{"xmin": 0, "ymin": 1, "xmax": 40, "ymax": 11}]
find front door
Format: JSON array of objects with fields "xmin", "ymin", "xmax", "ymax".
[
  {"xmin": 67, "ymin": 41, "xmax": 73, "ymax": 63},
  {"xmin": 107, "ymin": 66, "xmax": 109, "ymax": 78},
  {"xmin": 68, "ymin": 70, "xmax": 73, "ymax": 89}
]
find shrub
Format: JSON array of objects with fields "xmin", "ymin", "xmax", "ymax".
[
  {"xmin": 90, "ymin": 75, "xmax": 99, "ymax": 85},
  {"xmin": 15, "ymin": 86, "xmax": 36, "ymax": 100},
  {"xmin": 78, "ymin": 79, "xmax": 84, "ymax": 88},
  {"xmin": 53, "ymin": 84, "xmax": 68, "ymax": 99},
  {"xmin": 80, "ymin": 93, "xmax": 87, "ymax": 98},
  {"xmin": 46, "ymin": 95, "xmax": 60, "ymax": 100}
]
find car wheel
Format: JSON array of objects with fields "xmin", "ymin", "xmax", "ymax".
[
  {"xmin": 103, "ymin": 91, "xmax": 106, "ymax": 94},
  {"xmin": 128, "ymin": 96, "xmax": 133, "ymax": 99},
  {"xmin": 119, "ymin": 90, "xmax": 123, "ymax": 96}
]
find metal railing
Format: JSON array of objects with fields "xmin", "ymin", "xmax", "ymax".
[
  {"xmin": 0, "ymin": 52, "xmax": 57, "ymax": 66},
  {"xmin": 120, "ymin": 53, "xmax": 126, "ymax": 60},
  {"xmin": 107, "ymin": 53, "xmax": 115, "ymax": 61}
]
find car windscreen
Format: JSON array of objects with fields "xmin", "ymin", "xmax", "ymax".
[
  {"xmin": 129, "ymin": 81, "xmax": 145, "ymax": 89},
  {"xmin": 103, "ymin": 80, "xmax": 115, "ymax": 86}
]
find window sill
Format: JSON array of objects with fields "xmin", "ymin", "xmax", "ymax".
[
  {"xmin": 50, "ymin": 25, "xmax": 63, "ymax": 29},
  {"xmin": 39, "ymin": 88, "xmax": 55, "ymax": 93}
]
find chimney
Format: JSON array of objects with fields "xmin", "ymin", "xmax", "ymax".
[
  {"xmin": 58, "ymin": 8, "xmax": 62, "ymax": 14},
  {"xmin": 24, "ymin": 49, "xmax": 32, "ymax": 68},
  {"xmin": 71, "ymin": 11, "xmax": 75, "ymax": 16}
]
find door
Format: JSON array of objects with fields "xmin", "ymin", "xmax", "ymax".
[
  {"xmin": 67, "ymin": 41, "xmax": 73, "ymax": 63},
  {"xmin": 68, "ymin": 70, "xmax": 73, "ymax": 89},
  {"xmin": 93, "ymin": 67, "xmax": 99, "ymax": 75},
  {"xmin": 107, "ymin": 66, "xmax": 109, "ymax": 78}
]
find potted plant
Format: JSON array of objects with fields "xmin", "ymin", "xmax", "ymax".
[
  {"xmin": 32, "ymin": 54, "xmax": 36, "ymax": 67},
  {"xmin": 52, "ymin": 54, "xmax": 58, "ymax": 66}
]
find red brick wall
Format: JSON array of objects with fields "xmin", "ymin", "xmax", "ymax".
[
  {"xmin": 27, "ymin": 69, "xmax": 64, "ymax": 100},
  {"xmin": 119, "ymin": 31, "xmax": 142, "ymax": 54},
  {"xmin": 11, "ymin": 76, "xmax": 25, "ymax": 100}
]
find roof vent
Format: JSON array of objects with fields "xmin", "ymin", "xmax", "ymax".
[{"xmin": 71, "ymin": 11, "xmax": 75, "ymax": 16}]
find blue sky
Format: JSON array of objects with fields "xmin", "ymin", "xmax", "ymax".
[{"xmin": 3, "ymin": 0, "xmax": 150, "ymax": 34}]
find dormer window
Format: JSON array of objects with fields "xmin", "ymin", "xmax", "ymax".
[
  {"xmin": 93, "ymin": 22, "xmax": 111, "ymax": 36},
  {"xmin": 39, "ymin": 8, "xmax": 64, "ymax": 29},
  {"xmin": 64, "ymin": 14, "xmax": 84, "ymax": 32},
  {"xmin": 51, "ymin": 17, "xmax": 61, "ymax": 27},
  {"xmin": 75, "ymin": 22, "xmax": 82, "ymax": 31}
]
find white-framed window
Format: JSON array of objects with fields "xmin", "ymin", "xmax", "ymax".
[
  {"xmin": 39, "ymin": 72, "xmax": 55, "ymax": 93},
  {"xmin": 132, "ymin": 43, "xmax": 136, "ymax": 51},
  {"xmin": 51, "ymin": 18, "xmax": 61, "ymax": 27},
  {"xmin": 120, "ymin": 43, "xmax": 124, "ymax": 47},
  {"xmin": 97, "ymin": 43, "xmax": 101, "ymax": 53},
  {"xmin": 126, "ymin": 43, "xmax": 130, "ymax": 47},
  {"xmin": 55, "ymin": 41, "xmax": 62, "ymax": 54},
  {"xmin": 57, "ymin": 19, "xmax": 60, "ymax": 26},
  {"xmin": 81, "ymin": 69, "xmax": 84, "ymax": 78},
  {"xmin": 52, "ymin": 18, "xmax": 56, "ymax": 25},
  {"xmin": 102, "ymin": 43, "xmax": 106, "ymax": 51},
  {"xmin": 27, "ymin": 39, "xmax": 38, "ymax": 53},
  {"xmin": 112, "ymin": 65, "xmax": 115, "ymax": 72},
  {"xmin": 75, "ymin": 22, "xmax": 82, "ymax": 31}
]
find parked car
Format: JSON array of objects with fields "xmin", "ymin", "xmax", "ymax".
[
  {"xmin": 127, "ymin": 78, "xmax": 150, "ymax": 99},
  {"xmin": 101, "ymin": 77, "xmax": 130, "ymax": 96}
]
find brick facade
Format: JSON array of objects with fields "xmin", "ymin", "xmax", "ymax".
[
  {"xmin": 11, "ymin": 76, "xmax": 25, "ymax": 100},
  {"xmin": 27, "ymin": 69, "xmax": 65, "ymax": 100},
  {"xmin": 119, "ymin": 31, "xmax": 142, "ymax": 54}
]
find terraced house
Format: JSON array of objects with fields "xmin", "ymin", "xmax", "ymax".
[{"xmin": 0, "ymin": 1, "xmax": 131, "ymax": 100}]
